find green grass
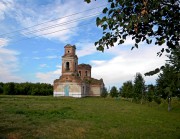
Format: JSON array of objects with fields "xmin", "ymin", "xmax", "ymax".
[{"xmin": 0, "ymin": 95, "xmax": 180, "ymax": 139}]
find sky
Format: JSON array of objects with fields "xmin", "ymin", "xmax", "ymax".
[{"xmin": 0, "ymin": 0, "xmax": 168, "ymax": 88}]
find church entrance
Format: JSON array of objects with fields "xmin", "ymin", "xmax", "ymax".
[{"xmin": 64, "ymin": 85, "xmax": 69, "ymax": 96}]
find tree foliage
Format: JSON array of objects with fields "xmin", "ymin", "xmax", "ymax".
[
  {"xmin": 156, "ymin": 64, "xmax": 179, "ymax": 99},
  {"xmin": 133, "ymin": 73, "xmax": 145, "ymax": 102},
  {"xmin": 120, "ymin": 80, "xmax": 133, "ymax": 98},
  {"xmin": 146, "ymin": 84, "xmax": 155, "ymax": 102},
  {"xmin": 110, "ymin": 86, "xmax": 119, "ymax": 97},
  {"xmin": 1, "ymin": 82, "xmax": 53, "ymax": 96},
  {"xmin": 167, "ymin": 48, "xmax": 180, "ymax": 74},
  {"xmin": 101, "ymin": 87, "xmax": 108, "ymax": 98},
  {"xmin": 156, "ymin": 63, "xmax": 179, "ymax": 111},
  {"xmin": 85, "ymin": 0, "xmax": 179, "ymax": 51},
  {"xmin": 85, "ymin": 0, "xmax": 180, "ymax": 75},
  {"xmin": 0, "ymin": 82, "xmax": 4, "ymax": 94}
]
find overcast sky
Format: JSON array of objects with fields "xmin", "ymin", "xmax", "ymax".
[{"xmin": 0, "ymin": 0, "xmax": 167, "ymax": 88}]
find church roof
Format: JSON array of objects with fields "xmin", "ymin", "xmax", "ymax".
[
  {"xmin": 64, "ymin": 44, "xmax": 76, "ymax": 49},
  {"xmin": 78, "ymin": 64, "xmax": 91, "ymax": 68},
  {"xmin": 89, "ymin": 78, "xmax": 103, "ymax": 85}
]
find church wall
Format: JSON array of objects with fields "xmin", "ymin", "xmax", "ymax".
[
  {"xmin": 54, "ymin": 82, "xmax": 83, "ymax": 98},
  {"xmin": 89, "ymin": 85, "xmax": 102, "ymax": 96}
]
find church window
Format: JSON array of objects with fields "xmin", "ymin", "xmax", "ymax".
[
  {"xmin": 79, "ymin": 71, "xmax": 81, "ymax": 76},
  {"xmin": 66, "ymin": 62, "xmax": 70, "ymax": 70},
  {"xmin": 85, "ymin": 71, "xmax": 88, "ymax": 76},
  {"xmin": 83, "ymin": 86, "xmax": 85, "ymax": 94},
  {"xmin": 75, "ymin": 62, "xmax": 76, "ymax": 71}
]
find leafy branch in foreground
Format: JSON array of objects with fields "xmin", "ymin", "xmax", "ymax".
[
  {"xmin": 145, "ymin": 48, "xmax": 180, "ymax": 76},
  {"xmin": 85, "ymin": 0, "xmax": 180, "ymax": 75},
  {"xmin": 85, "ymin": 0, "xmax": 179, "ymax": 52}
]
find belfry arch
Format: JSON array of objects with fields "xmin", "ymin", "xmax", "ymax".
[{"xmin": 66, "ymin": 62, "xmax": 70, "ymax": 71}]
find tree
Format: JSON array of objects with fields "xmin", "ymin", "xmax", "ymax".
[
  {"xmin": 167, "ymin": 49, "xmax": 180, "ymax": 71},
  {"xmin": 146, "ymin": 84, "xmax": 155, "ymax": 102},
  {"xmin": 146, "ymin": 48, "xmax": 180, "ymax": 76},
  {"xmin": 0, "ymin": 82, "xmax": 3, "ymax": 94},
  {"xmin": 85, "ymin": 0, "xmax": 180, "ymax": 74},
  {"xmin": 167, "ymin": 49, "xmax": 180, "ymax": 95},
  {"xmin": 133, "ymin": 73, "xmax": 145, "ymax": 103},
  {"xmin": 85, "ymin": 0, "xmax": 179, "ymax": 51},
  {"xmin": 1, "ymin": 82, "xmax": 53, "ymax": 96},
  {"xmin": 101, "ymin": 87, "xmax": 108, "ymax": 98},
  {"xmin": 110, "ymin": 86, "xmax": 119, "ymax": 98},
  {"xmin": 156, "ymin": 64, "xmax": 179, "ymax": 111},
  {"xmin": 120, "ymin": 81, "xmax": 133, "ymax": 99},
  {"xmin": 3, "ymin": 82, "xmax": 15, "ymax": 95}
]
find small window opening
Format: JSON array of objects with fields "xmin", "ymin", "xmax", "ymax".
[
  {"xmin": 79, "ymin": 71, "xmax": 81, "ymax": 76},
  {"xmin": 75, "ymin": 62, "xmax": 76, "ymax": 71},
  {"xmin": 83, "ymin": 86, "xmax": 85, "ymax": 94},
  {"xmin": 67, "ymin": 50, "xmax": 70, "ymax": 53},
  {"xmin": 85, "ymin": 71, "xmax": 88, "ymax": 76},
  {"xmin": 66, "ymin": 62, "xmax": 70, "ymax": 70}
]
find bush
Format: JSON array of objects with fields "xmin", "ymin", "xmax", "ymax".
[
  {"xmin": 154, "ymin": 96, "xmax": 161, "ymax": 104},
  {"xmin": 110, "ymin": 86, "xmax": 119, "ymax": 98},
  {"xmin": 101, "ymin": 87, "xmax": 108, "ymax": 98}
]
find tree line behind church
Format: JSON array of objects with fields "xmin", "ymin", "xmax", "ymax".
[
  {"xmin": 101, "ymin": 48, "xmax": 179, "ymax": 111},
  {"xmin": 102, "ymin": 70, "xmax": 179, "ymax": 102},
  {"xmin": 101, "ymin": 66, "xmax": 179, "ymax": 111},
  {"xmin": 0, "ymin": 82, "xmax": 53, "ymax": 96}
]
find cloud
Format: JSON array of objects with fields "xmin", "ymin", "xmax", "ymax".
[
  {"xmin": 33, "ymin": 57, "xmax": 41, "ymax": 60},
  {"xmin": 46, "ymin": 55, "xmax": 58, "ymax": 59},
  {"xmin": 36, "ymin": 65, "xmax": 61, "ymax": 84},
  {"xmin": 91, "ymin": 45, "xmax": 167, "ymax": 87},
  {"xmin": 91, "ymin": 60, "xmax": 106, "ymax": 65},
  {"xmin": 0, "ymin": 38, "xmax": 23, "ymax": 82},
  {"xmin": 39, "ymin": 64, "xmax": 48, "ymax": 68},
  {"xmin": 8, "ymin": 0, "xmax": 102, "ymax": 42},
  {"xmin": 76, "ymin": 41, "xmax": 97, "ymax": 57},
  {"xmin": 32, "ymin": 55, "xmax": 59, "ymax": 60},
  {"xmin": 32, "ymin": 51, "xmax": 38, "ymax": 54},
  {"xmin": 0, "ymin": 0, "xmax": 12, "ymax": 20},
  {"xmin": 0, "ymin": 38, "xmax": 9, "ymax": 47}
]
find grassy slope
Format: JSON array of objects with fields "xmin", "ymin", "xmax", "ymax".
[{"xmin": 0, "ymin": 95, "xmax": 179, "ymax": 139}]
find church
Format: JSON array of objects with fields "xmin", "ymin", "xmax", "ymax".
[{"xmin": 53, "ymin": 44, "xmax": 104, "ymax": 97}]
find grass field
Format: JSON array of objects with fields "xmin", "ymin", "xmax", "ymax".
[{"xmin": 0, "ymin": 95, "xmax": 180, "ymax": 139}]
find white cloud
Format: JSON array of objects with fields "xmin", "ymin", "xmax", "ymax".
[
  {"xmin": 76, "ymin": 41, "xmax": 97, "ymax": 57},
  {"xmin": 9, "ymin": 0, "xmax": 102, "ymax": 42},
  {"xmin": 33, "ymin": 57, "xmax": 41, "ymax": 60},
  {"xmin": 91, "ymin": 45, "xmax": 167, "ymax": 87},
  {"xmin": 46, "ymin": 55, "xmax": 58, "ymax": 59},
  {"xmin": 36, "ymin": 66, "xmax": 61, "ymax": 84},
  {"xmin": 0, "ymin": 38, "xmax": 23, "ymax": 82},
  {"xmin": 0, "ymin": 1, "xmax": 11, "ymax": 20},
  {"xmin": 91, "ymin": 60, "xmax": 106, "ymax": 65},
  {"xmin": 0, "ymin": 38, "xmax": 9, "ymax": 47},
  {"xmin": 32, "ymin": 55, "xmax": 59, "ymax": 60},
  {"xmin": 40, "ymin": 64, "xmax": 48, "ymax": 68}
]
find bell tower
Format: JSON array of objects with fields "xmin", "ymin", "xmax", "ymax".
[{"xmin": 62, "ymin": 44, "xmax": 78, "ymax": 76}]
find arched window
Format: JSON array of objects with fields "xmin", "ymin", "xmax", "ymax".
[
  {"xmin": 79, "ymin": 71, "xmax": 81, "ymax": 76},
  {"xmin": 66, "ymin": 62, "xmax": 70, "ymax": 70},
  {"xmin": 85, "ymin": 71, "xmax": 88, "ymax": 76},
  {"xmin": 75, "ymin": 62, "xmax": 76, "ymax": 71},
  {"xmin": 83, "ymin": 86, "xmax": 85, "ymax": 94}
]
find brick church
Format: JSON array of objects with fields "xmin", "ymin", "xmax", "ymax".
[{"xmin": 53, "ymin": 44, "xmax": 104, "ymax": 97}]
